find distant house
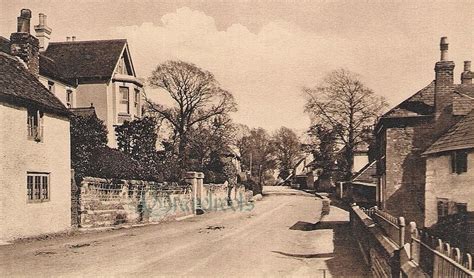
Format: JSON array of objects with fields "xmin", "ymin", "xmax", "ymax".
[
  {"xmin": 338, "ymin": 161, "xmax": 377, "ymax": 207},
  {"xmin": 290, "ymin": 154, "xmax": 317, "ymax": 190},
  {"xmin": 1, "ymin": 10, "xmax": 144, "ymax": 147},
  {"xmin": 375, "ymin": 37, "xmax": 474, "ymax": 227},
  {"xmin": 0, "ymin": 9, "xmax": 71, "ymax": 240}
]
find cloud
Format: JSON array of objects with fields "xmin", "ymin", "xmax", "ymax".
[
  {"xmin": 109, "ymin": 6, "xmax": 472, "ymax": 132},
  {"xmin": 110, "ymin": 7, "xmax": 357, "ymax": 131}
]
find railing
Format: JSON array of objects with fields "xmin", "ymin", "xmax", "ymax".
[
  {"xmin": 409, "ymin": 222, "xmax": 474, "ymax": 278},
  {"xmin": 361, "ymin": 206, "xmax": 405, "ymax": 247}
]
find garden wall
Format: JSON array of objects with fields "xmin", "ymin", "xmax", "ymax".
[{"xmin": 75, "ymin": 177, "xmax": 253, "ymax": 228}]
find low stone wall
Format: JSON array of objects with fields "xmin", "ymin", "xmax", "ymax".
[
  {"xmin": 201, "ymin": 183, "xmax": 253, "ymax": 212},
  {"xmin": 77, "ymin": 177, "xmax": 193, "ymax": 228},
  {"xmin": 75, "ymin": 177, "xmax": 254, "ymax": 228}
]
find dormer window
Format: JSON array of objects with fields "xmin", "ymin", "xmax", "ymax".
[
  {"xmin": 451, "ymin": 150, "xmax": 468, "ymax": 174},
  {"xmin": 27, "ymin": 108, "xmax": 43, "ymax": 142}
]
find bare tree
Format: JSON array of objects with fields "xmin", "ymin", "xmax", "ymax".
[
  {"xmin": 303, "ymin": 68, "xmax": 387, "ymax": 179},
  {"xmin": 147, "ymin": 60, "xmax": 237, "ymax": 169},
  {"xmin": 272, "ymin": 127, "xmax": 303, "ymax": 180},
  {"xmin": 240, "ymin": 128, "xmax": 276, "ymax": 191}
]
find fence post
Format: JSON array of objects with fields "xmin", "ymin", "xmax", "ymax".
[
  {"xmin": 185, "ymin": 172, "xmax": 204, "ymax": 215},
  {"xmin": 399, "ymin": 217, "xmax": 406, "ymax": 247},
  {"xmin": 409, "ymin": 222, "xmax": 417, "ymax": 261}
]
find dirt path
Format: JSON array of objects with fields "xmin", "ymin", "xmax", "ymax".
[{"xmin": 0, "ymin": 186, "xmax": 369, "ymax": 277}]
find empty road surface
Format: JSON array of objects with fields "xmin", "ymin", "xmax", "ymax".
[{"xmin": 0, "ymin": 186, "xmax": 369, "ymax": 277}]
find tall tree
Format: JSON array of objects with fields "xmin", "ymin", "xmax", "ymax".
[
  {"xmin": 147, "ymin": 60, "xmax": 237, "ymax": 169},
  {"xmin": 307, "ymin": 124, "xmax": 339, "ymax": 180},
  {"xmin": 70, "ymin": 114, "xmax": 108, "ymax": 179},
  {"xmin": 272, "ymin": 127, "xmax": 302, "ymax": 180},
  {"xmin": 115, "ymin": 117, "xmax": 162, "ymax": 181},
  {"xmin": 303, "ymin": 69, "xmax": 387, "ymax": 179},
  {"xmin": 240, "ymin": 128, "xmax": 276, "ymax": 190},
  {"xmin": 188, "ymin": 115, "xmax": 236, "ymax": 170}
]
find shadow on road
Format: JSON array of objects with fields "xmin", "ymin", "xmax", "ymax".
[
  {"xmin": 272, "ymin": 250, "xmax": 333, "ymax": 259},
  {"xmin": 289, "ymin": 221, "xmax": 350, "ymax": 231},
  {"xmin": 278, "ymin": 213, "xmax": 370, "ymax": 276}
]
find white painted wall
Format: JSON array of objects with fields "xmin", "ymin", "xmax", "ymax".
[
  {"xmin": 0, "ymin": 103, "xmax": 71, "ymax": 241},
  {"xmin": 353, "ymin": 153, "xmax": 369, "ymax": 173},
  {"xmin": 39, "ymin": 76, "xmax": 76, "ymax": 108},
  {"xmin": 425, "ymin": 151, "xmax": 474, "ymax": 227}
]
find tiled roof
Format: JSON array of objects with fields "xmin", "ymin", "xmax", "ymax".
[
  {"xmin": 43, "ymin": 39, "xmax": 127, "ymax": 83},
  {"xmin": 39, "ymin": 54, "xmax": 75, "ymax": 86},
  {"xmin": 352, "ymin": 160, "xmax": 377, "ymax": 184},
  {"xmin": 0, "ymin": 36, "xmax": 10, "ymax": 54},
  {"xmin": 70, "ymin": 106, "xmax": 97, "ymax": 118},
  {"xmin": 0, "ymin": 52, "xmax": 69, "ymax": 116},
  {"xmin": 453, "ymin": 85, "xmax": 474, "ymax": 116},
  {"xmin": 424, "ymin": 110, "xmax": 474, "ymax": 155},
  {"xmin": 382, "ymin": 81, "xmax": 435, "ymax": 118}
]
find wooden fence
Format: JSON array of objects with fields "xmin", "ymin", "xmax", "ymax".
[
  {"xmin": 409, "ymin": 222, "xmax": 474, "ymax": 278},
  {"xmin": 361, "ymin": 206, "xmax": 406, "ymax": 247},
  {"xmin": 359, "ymin": 206, "xmax": 474, "ymax": 277}
]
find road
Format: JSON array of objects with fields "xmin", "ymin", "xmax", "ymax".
[{"xmin": 0, "ymin": 186, "xmax": 369, "ymax": 277}]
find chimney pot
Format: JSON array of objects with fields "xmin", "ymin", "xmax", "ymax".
[
  {"xmin": 72, "ymin": 36, "xmax": 76, "ymax": 42},
  {"xmin": 440, "ymin": 36, "xmax": 449, "ymax": 61},
  {"xmin": 17, "ymin": 8, "xmax": 32, "ymax": 33},
  {"xmin": 34, "ymin": 13, "xmax": 51, "ymax": 51},
  {"xmin": 464, "ymin": 61, "xmax": 471, "ymax": 72},
  {"xmin": 38, "ymin": 13, "xmax": 46, "ymax": 26},
  {"xmin": 66, "ymin": 36, "xmax": 70, "ymax": 42},
  {"xmin": 461, "ymin": 61, "xmax": 473, "ymax": 85}
]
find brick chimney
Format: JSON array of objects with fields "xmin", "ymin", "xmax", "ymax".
[
  {"xmin": 10, "ymin": 9, "xmax": 39, "ymax": 78},
  {"xmin": 434, "ymin": 37, "xmax": 455, "ymax": 120},
  {"xmin": 461, "ymin": 61, "xmax": 473, "ymax": 85},
  {"xmin": 34, "ymin": 13, "xmax": 52, "ymax": 51}
]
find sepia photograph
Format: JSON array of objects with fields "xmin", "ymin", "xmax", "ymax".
[{"xmin": 0, "ymin": 0, "xmax": 473, "ymax": 277}]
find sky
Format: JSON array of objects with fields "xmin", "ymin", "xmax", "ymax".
[{"xmin": 1, "ymin": 0, "xmax": 473, "ymax": 133}]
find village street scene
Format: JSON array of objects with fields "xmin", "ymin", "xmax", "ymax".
[{"xmin": 0, "ymin": 1, "xmax": 473, "ymax": 277}]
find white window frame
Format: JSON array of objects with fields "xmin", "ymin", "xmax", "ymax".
[
  {"xmin": 66, "ymin": 89, "xmax": 73, "ymax": 108},
  {"xmin": 27, "ymin": 108, "xmax": 44, "ymax": 142},
  {"xmin": 47, "ymin": 81, "xmax": 55, "ymax": 94},
  {"xmin": 27, "ymin": 172, "xmax": 50, "ymax": 203},
  {"xmin": 134, "ymin": 89, "xmax": 140, "ymax": 116},
  {"xmin": 119, "ymin": 86, "xmax": 130, "ymax": 115}
]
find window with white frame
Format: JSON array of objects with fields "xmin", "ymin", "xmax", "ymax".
[
  {"xmin": 134, "ymin": 89, "xmax": 140, "ymax": 116},
  {"xmin": 66, "ymin": 89, "xmax": 73, "ymax": 108},
  {"xmin": 47, "ymin": 81, "xmax": 55, "ymax": 94},
  {"xmin": 119, "ymin": 87, "xmax": 130, "ymax": 114},
  {"xmin": 451, "ymin": 150, "xmax": 468, "ymax": 174},
  {"xmin": 27, "ymin": 173, "xmax": 49, "ymax": 202},
  {"xmin": 27, "ymin": 108, "xmax": 43, "ymax": 142}
]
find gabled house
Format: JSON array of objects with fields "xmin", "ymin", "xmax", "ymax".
[
  {"xmin": 423, "ymin": 110, "xmax": 474, "ymax": 227},
  {"xmin": 1, "ymin": 10, "xmax": 144, "ymax": 147},
  {"xmin": 0, "ymin": 9, "xmax": 71, "ymax": 241},
  {"xmin": 375, "ymin": 37, "xmax": 474, "ymax": 226}
]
